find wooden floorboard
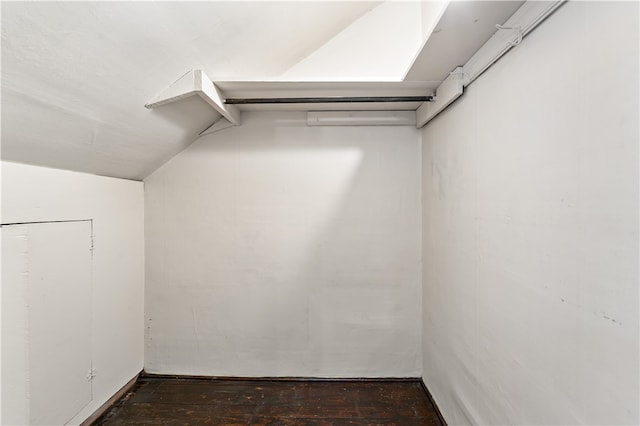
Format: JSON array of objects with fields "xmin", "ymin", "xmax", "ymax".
[{"xmin": 94, "ymin": 376, "xmax": 443, "ymax": 425}]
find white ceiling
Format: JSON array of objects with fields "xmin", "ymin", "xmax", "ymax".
[
  {"xmin": 1, "ymin": 1, "xmax": 379, "ymax": 180},
  {"xmin": 404, "ymin": 1, "xmax": 524, "ymax": 81},
  {"xmin": 1, "ymin": 1, "xmax": 525, "ymax": 181},
  {"xmin": 281, "ymin": 1, "xmax": 427, "ymax": 81}
]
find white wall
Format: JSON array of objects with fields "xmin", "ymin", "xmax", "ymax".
[
  {"xmin": 1, "ymin": 162, "xmax": 145, "ymax": 425},
  {"xmin": 145, "ymin": 112, "xmax": 421, "ymax": 377},
  {"xmin": 281, "ymin": 1, "xmax": 423, "ymax": 81},
  {"xmin": 421, "ymin": 1, "xmax": 638, "ymax": 425}
]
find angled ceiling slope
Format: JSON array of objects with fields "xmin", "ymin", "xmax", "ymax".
[
  {"xmin": 144, "ymin": 1, "xmax": 528, "ymax": 135},
  {"xmin": 280, "ymin": 1, "xmax": 429, "ymax": 82},
  {"xmin": 1, "ymin": 1, "xmax": 379, "ymax": 180},
  {"xmin": 403, "ymin": 0, "xmax": 524, "ymax": 82},
  {"xmin": 3, "ymin": 1, "xmax": 549, "ymax": 181}
]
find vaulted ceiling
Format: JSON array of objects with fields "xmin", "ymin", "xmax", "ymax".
[{"xmin": 1, "ymin": 1, "xmax": 523, "ymax": 180}]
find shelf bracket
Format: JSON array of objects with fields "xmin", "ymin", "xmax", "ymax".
[{"xmin": 145, "ymin": 69, "xmax": 241, "ymax": 126}]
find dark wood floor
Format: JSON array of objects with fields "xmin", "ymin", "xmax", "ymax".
[{"xmin": 95, "ymin": 376, "xmax": 443, "ymax": 425}]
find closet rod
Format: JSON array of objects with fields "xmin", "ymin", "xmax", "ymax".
[{"xmin": 225, "ymin": 96, "xmax": 434, "ymax": 105}]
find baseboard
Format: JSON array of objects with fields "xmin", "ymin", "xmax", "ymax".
[
  {"xmin": 141, "ymin": 371, "xmax": 421, "ymax": 383},
  {"xmin": 80, "ymin": 371, "xmax": 141, "ymax": 426},
  {"xmin": 420, "ymin": 378, "xmax": 448, "ymax": 426}
]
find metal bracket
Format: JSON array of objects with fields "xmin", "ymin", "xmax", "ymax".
[{"xmin": 87, "ymin": 368, "xmax": 97, "ymax": 381}]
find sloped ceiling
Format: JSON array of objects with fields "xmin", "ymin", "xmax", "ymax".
[
  {"xmin": 1, "ymin": 1, "xmax": 525, "ymax": 181},
  {"xmin": 281, "ymin": 1, "xmax": 426, "ymax": 81},
  {"xmin": 1, "ymin": 1, "xmax": 380, "ymax": 180}
]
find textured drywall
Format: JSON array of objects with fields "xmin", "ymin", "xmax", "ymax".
[
  {"xmin": 1, "ymin": 162, "xmax": 145, "ymax": 425},
  {"xmin": 145, "ymin": 112, "xmax": 421, "ymax": 377},
  {"xmin": 421, "ymin": 1, "xmax": 639, "ymax": 424},
  {"xmin": 0, "ymin": 1, "xmax": 379, "ymax": 180}
]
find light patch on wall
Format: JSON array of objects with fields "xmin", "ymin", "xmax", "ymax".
[{"xmin": 144, "ymin": 112, "xmax": 422, "ymax": 377}]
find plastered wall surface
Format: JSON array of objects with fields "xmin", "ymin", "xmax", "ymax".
[
  {"xmin": 1, "ymin": 1, "xmax": 381, "ymax": 180},
  {"xmin": 145, "ymin": 112, "xmax": 421, "ymax": 377},
  {"xmin": 281, "ymin": 1, "xmax": 422, "ymax": 81},
  {"xmin": 1, "ymin": 162, "xmax": 145, "ymax": 425},
  {"xmin": 3, "ymin": 221, "xmax": 93, "ymax": 425},
  {"xmin": 421, "ymin": 2, "xmax": 639, "ymax": 425}
]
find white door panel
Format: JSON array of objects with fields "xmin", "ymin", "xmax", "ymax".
[{"xmin": 2, "ymin": 221, "xmax": 93, "ymax": 425}]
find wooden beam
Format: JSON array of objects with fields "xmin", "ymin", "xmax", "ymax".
[
  {"xmin": 462, "ymin": 1, "xmax": 565, "ymax": 86},
  {"xmin": 415, "ymin": 67, "xmax": 464, "ymax": 128},
  {"xmin": 144, "ymin": 70, "xmax": 197, "ymax": 109},
  {"xmin": 194, "ymin": 70, "xmax": 241, "ymax": 125},
  {"xmin": 145, "ymin": 69, "xmax": 241, "ymax": 126}
]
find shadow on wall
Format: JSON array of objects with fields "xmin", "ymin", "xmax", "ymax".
[
  {"xmin": 140, "ymin": 96, "xmax": 222, "ymax": 177},
  {"xmin": 143, "ymin": 111, "xmax": 422, "ymax": 377}
]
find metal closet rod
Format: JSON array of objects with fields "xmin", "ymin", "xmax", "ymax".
[{"xmin": 224, "ymin": 96, "xmax": 434, "ymax": 105}]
